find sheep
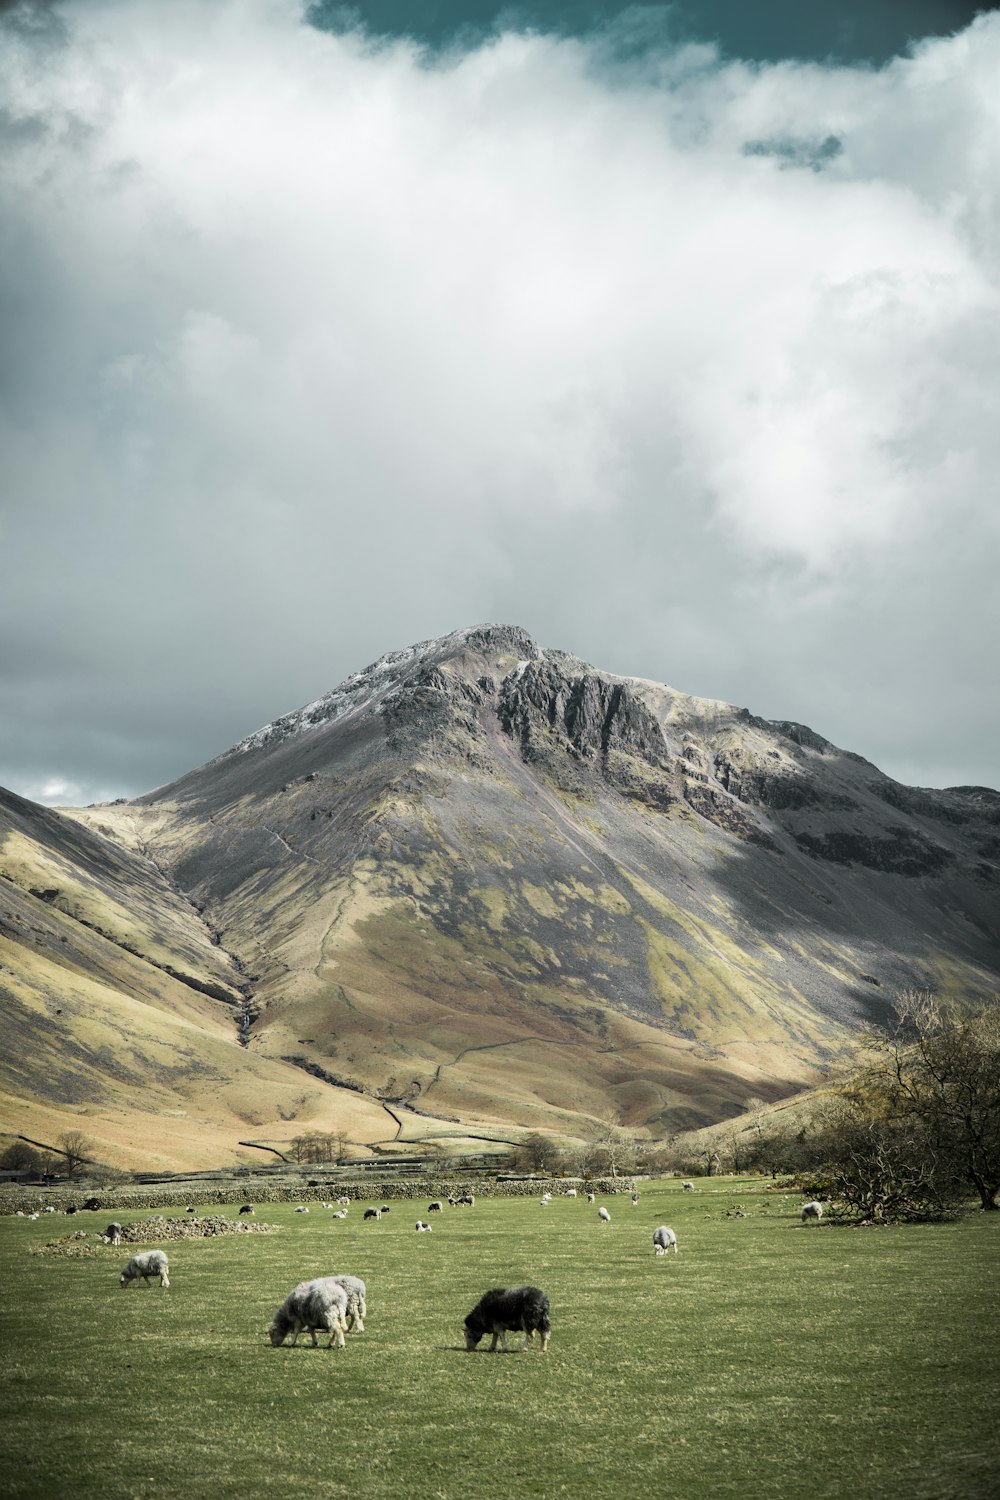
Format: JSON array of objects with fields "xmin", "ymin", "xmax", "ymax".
[
  {"xmin": 631, "ymin": 1193, "xmax": 639, "ymax": 1207},
  {"xmin": 458, "ymin": 1194, "xmax": 475, "ymax": 1207},
  {"xmin": 120, "ymin": 1250, "xmax": 170, "ymax": 1288},
  {"xmin": 363, "ymin": 1207, "xmax": 382, "ymax": 1221},
  {"xmin": 44, "ymin": 1205, "xmax": 56, "ymax": 1212},
  {"xmin": 587, "ymin": 1192, "xmax": 596, "ymax": 1204},
  {"xmin": 598, "ymin": 1206, "xmax": 611, "ymax": 1224},
  {"xmin": 268, "ymin": 1278, "xmax": 348, "ymax": 1349},
  {"xmin": 464, "ymin": 1286, "xmax": 551, "ymax": 1354},
  {"xmin": 682, "ymin": 1181, "xmax": 694, "ymax": 1192},
  {"xmin": 295, "ymin": 1206, "xmax": 309, "ymax": 1214},
  {"xmin": 27, "ymin": 1212, "xmax": 39, "ymax": 1221},
  {"xmin": 379, "ymin": 1206, "xmax": 392, "ymax": 1214},
  {"xmin": 427, "ymin": 1201, "xmax": 443, "ymax": 1213},
  {"xmin": 565, "ymin": 1188, "xmax": 577, "ymax": 1197},
  {"xmin": 238, "ymin": 1205, "xmax": 254, "ymax": 1216},
  {"xmin": 105, "ymin": 1222, "xmax": 123, "ymax": 1246},
  {"xmin": 539, "ymin": 1195, "xmax": 551, "ymax": 1207},
  {"xmin": 186, "ymin": 1206, "xmax": 196, "ymax": 1215},
  {"xmin": 336, "ymin": 1196, "xmax": 351, "ymax": 1206},
  {"xmin": 330, "ymin": 1274, "xmax": 367, "ymax": 1332},
  {"xmin": 331, "ymin": 1209, "xmax": 348, "ymax": 1220},
  {"xmin": 447, "ymin": 1197, "xmax": 458, "ymax": 1207},
  {"xmin": 652, "ymin": 1225, "xmax": 678, "ymax": 1255},
  {"xmin": 415, "ymin": 1221, "xmax": 433, "ymax": 1232},
  {"xmin": 801, "ymin": 1201, "xmax": 824, "ymax": 1223}
]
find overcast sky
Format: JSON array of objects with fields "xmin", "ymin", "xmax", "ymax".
[{"xmin": 1, "ymin": 0, "xmax": 998, "ymax": 805}]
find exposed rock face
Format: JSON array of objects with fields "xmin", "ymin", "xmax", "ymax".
[{"xmin": 3, "ymin": 623, "xmax": 998, "ymax": 1164}]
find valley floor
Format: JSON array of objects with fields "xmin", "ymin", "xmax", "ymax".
[{"xmin": 1, "ymin": 1179, "xmax": 997, "ymax": 1500}]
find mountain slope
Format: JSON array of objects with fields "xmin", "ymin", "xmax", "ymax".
[
  {"xmin": 42, "ymin": 623, "xmax": 998, "ymax": 1162},
  {"xmin": 0, "ymin": 787, "xmax": 393, "ymax": 1168}
]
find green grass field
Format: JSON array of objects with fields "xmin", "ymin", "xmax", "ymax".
[{"xmin": 2, "ymin": 1180, "xmax": 997, "ymax": 1500}]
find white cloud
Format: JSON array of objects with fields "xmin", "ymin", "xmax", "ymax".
[{"xmin": 1, "ymin": 0, "xmax": 998, "ymax": 796}]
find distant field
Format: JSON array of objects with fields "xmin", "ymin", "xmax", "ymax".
[{"xmin": 1, "ymin": 1179, "xmax": 997, "ymax": 1500}]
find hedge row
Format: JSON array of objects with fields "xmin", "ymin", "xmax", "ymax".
[{"xmin": 2, "ymin": 1176, "xmax": 636, "ymax": 1214}]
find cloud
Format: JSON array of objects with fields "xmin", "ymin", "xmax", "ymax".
[{"xmin": 1, "ymin": 0, "xmax": 998, "ymax": 799}]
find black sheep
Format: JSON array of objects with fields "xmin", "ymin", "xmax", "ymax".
[{"xmin": 463, "ymin": 1286, "xmax": 551, "ymax": 1353}]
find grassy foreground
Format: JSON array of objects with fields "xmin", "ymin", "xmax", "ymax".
[{"xmin": 1, "ymin": 1179, "xmax": 997, "ymax": 1500}]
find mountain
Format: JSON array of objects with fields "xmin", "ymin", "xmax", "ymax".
[{"xmin": 2, "ymin": 624, "xmax": 998, "ymax": 1169}]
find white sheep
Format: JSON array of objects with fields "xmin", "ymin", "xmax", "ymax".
[
  {"xmin": 631, "ymin": 1193, "xmax": 639, "ymax": 1207},
  {"xmin": 682, "ymin": 1181, "xmax": 694, "ymax": 1192},
  {"xmin": 586, "ymin": 1192, "xmax": 595, "ymax": 1204},
  {"xmin": 801, "ymin": 1201, "xmax": 823, "ymax": 1223},
  {"xmin": 295, "ymin": 1206, "xmax": 310, "ymax": 1214},
  {"xmin": 598, "ymin": 1206, "xmax": 611, "ymax": 1224},
  {"xmin": 415, "ymin": 1220, "xmax": 433, "ymax": 1232},
  {"xmin": 268, "ymin": 1278, "xmax": 348, "ymax": 1349},
  {"xmin": 120, "ymin": 1250, "xmax": 170, "ymax": 1288},
  {"xmin": 331, "ymin": 1274, "xmax": 367, "ymax": 1332},
  {"xmin": 565, "ymin": 1188, "xmax": 577, "ymax": 1198},
  {"xmin": 652, "ymin": 1225, "xmax": 678, "ymax": 1255},
  {"xmin": 332, "ymin": 1209, "xmax": 348, "ymax": 1220},
  {"xmin": 336, "ymin": 1196, "xmax": 350, "ymax": 1206}
]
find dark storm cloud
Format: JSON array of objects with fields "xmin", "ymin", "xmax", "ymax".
[
  {"xmin": 1, "ymin": 1, "xmax": 998, "ymax": 805},
  {"xmin": 310, "ymin": 0, "xmax": 995, "ymax": 64}
]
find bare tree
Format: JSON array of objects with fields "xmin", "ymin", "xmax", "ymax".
[
  {"xmin": 514, "ymin": 1132, "xmax": 556, "ymax": 1174},
  {"xmin": 58, "ymin": 1132, "xmax": 93, "ymax": 1180},
  {"xmin": 874, "ymin": 991, "xmax": 1000, "ymax": 1212}
]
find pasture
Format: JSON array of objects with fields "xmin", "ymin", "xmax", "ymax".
[{"xmin": 1, "ymin": 1179, "xmax": 997, "ymax": 1500}]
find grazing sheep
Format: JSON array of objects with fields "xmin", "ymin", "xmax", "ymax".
[
  {"xmin": 565, "ymin": 1188, "xmax": 577, "ymax": 1198},
  {"xmin": 336, "ymin": 1196, "xmax": 350, "ymax": 1206},
  {"xmin": 587, "ymin": 1192, "xmax": 596, "ymax": 1205},
  {"xmin": 458, "ymin": 1194, "xmax": 475, "ymax": 1207},
  {"xmin": 631, "ymin": 1193, "xmax": 639, "ymax": 1206},
  {"xmin": 363, "ymin": 1207, "xmax": 382, "ymax": 1221},
  {"xmin": 682, "ymin": 1181, "xmax": 694, "ymax": 1192},
  {"xmin": 268, "ymin": 1278, "xmax": 348, "ymax": 1349},
  {"xmin": 447, "ymin": 1197, "xmax": 458, "ymax": 1207},
  {"xmin": 464, "ymin": 1286, "xmax": 551, "ymax": 1354},
  {"xmin": 539, "ymin": 1195, "xmax": 551, "ymax": 1207},
  {"xmin": 186, "ymin": 1206, "xmax": 196, "ymax": 1215},
  {"xmin": 120, "ymin": 1250, "xmax": 170, "ymax": 1289},
  {"xmin": 295, "ymin": 1206, "xmax": 309, "ymax": 1214},
  {"xmin": 428, "ymin": 1201, "xmax": 443, "ymax": 1213},
  {"xmin": 598, "ymin": 1206, "xmax": 611, "ymax": 1224},
  {"xmin": 238, "ymin": 1205, "xmax": 254, "ymax": 1216},
  {"xmin": 379, "ymin": 1206, "xmax": 391, "ymax": 1214},
  {"xmin": 415, "ymin": 1221, "xmax": 433, "ymax": 1233},
  {"xmin": 105, "ymin": 1222, "xmax": 123, "ymax": 1247},
  {"xmin": 332, "ymin": 1209, "xmax": 348, "ymax": 1220},
  {"xmin": 652, "ymin": 1225, "xmax": 678, "ymax": 1255},
  {"xmin": 44, "ymin": 1206, "xmax": 56, "ymax": 1213},
  {"xmin": 801, "ymin": 1201, "xmax": 824, "ymax": 1223},
  {"xmin": 330, "ymin": 1274, "xmax": 367, "ymax": 1332}
]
